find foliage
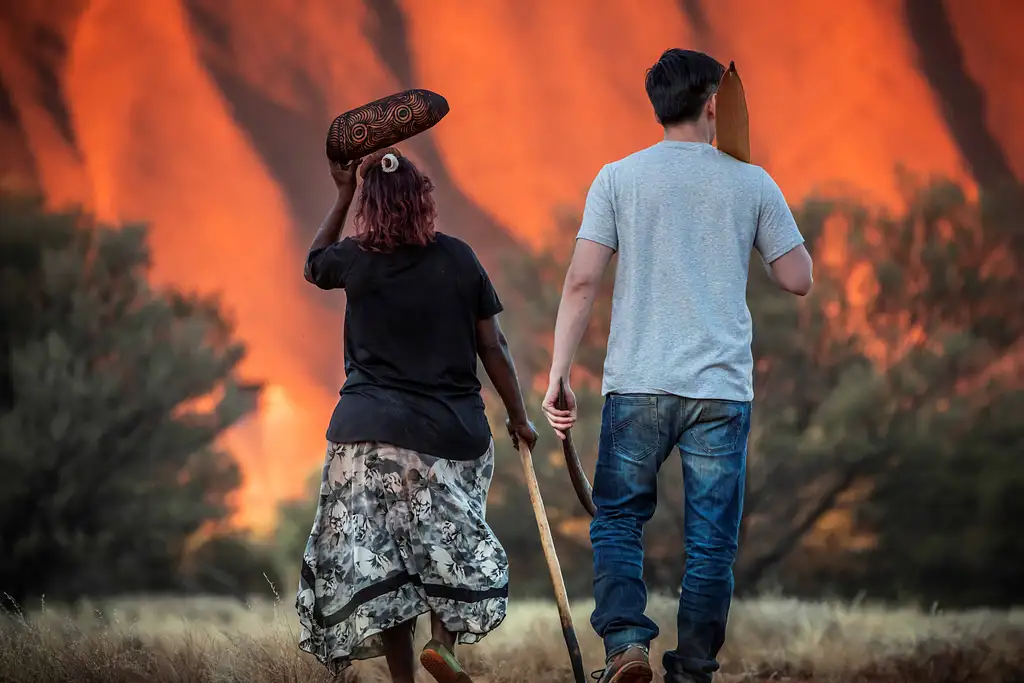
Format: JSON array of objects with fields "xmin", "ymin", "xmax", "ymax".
[
  {"xmin": 271, "ymin": 178, "xmax": 1023, "ymax": 608},
  {"xmin": 6, "ymin": 175, "xmax": 1021, "ymax": 610},
  {"xmin": 272, "ymin": 470, "xmax": 320, "ymax": 590},
  {"xmin": 181, "ymin": 532, "xmax": 285, "ymax": 599},
  {"xmin": 744, "ymin": 179, "xmax": 1024, "ymax": 604},
  {"xmin": 478, "ymin": 179, "xmax": 1024, "ymax": 606},
  {"xmin": 0, "ymin": 194, "xmax": 258, "ymax": 605}
]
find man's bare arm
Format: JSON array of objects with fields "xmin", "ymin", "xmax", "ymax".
[
  {"xmin": 763, "ymin": 243, "xmax": 813, "ymax": 296},
  {"xmin": 540, "ymin": 239, "xmax": 614, "ymax": 438},
  {"xmin": 549, "ymin": 239, "xmax": 616, "ymax": 382}
]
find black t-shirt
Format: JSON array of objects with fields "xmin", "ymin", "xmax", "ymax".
[{"xmin": 305, "ymin": 233, "xmax": 503, "ymax": 460}]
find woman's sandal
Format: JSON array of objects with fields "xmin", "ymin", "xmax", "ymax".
[{"xmin": 420, "ymin": 639, "xmax": 473, "ymax": 683}]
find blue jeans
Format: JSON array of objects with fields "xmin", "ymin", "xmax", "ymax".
[{"xmin": 589, "ymin": 394, "xmax": 751, "ymax": 683}]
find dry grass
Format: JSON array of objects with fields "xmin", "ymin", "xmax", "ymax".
[{"xmin": 2, "ymin": 593, "xmax": 1022, "ymax": 682}]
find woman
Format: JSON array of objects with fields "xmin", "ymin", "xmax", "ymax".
[{"xmin": 297, "ymin": 147, "xmax": 538, "ymax": 683}]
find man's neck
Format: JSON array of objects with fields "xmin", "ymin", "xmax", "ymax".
[{"xmin": 663, "ymin": 122, "xmax": 711, "ymax": 144}]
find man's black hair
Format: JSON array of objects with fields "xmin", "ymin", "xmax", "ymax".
[{"xmin": 645, "ymin": 49, "xmax": 726, "ymax": 126}]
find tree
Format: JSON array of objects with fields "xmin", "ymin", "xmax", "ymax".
[
  {"xmin": 736, "ymin": 178, "xmax": 1024, "ymax": 601},
  {"xmin": 486, "ymin": 178, "xmax": 1024, "ymax": 606},
  {"xmin": 0, "ymin": 194, "xmax": 259, "ymax": 606},
  {"xmin": 181, "ymin": 531, "xmax": 285, "ymax": 600},
  {"xmin": 272, "ymin": 179, "xmax": 1024, "ymax": 606},
  {"xmin": 272, "ymin": 469, "xmax": 320, "ymax": 591},
  {"xmin": 835, "ymin": 180, "xmax": 1024, "ymax": 605}
]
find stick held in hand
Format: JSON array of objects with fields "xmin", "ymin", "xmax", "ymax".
[
  {"xmin": 518, "ymin": 441, "xmax": 587, "ymax": 683},
  {"xmin": 557, "ymin": 379, "xmax": 596, "ymax": 517}
]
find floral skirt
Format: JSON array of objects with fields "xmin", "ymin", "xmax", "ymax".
[{"xmin": 296, "ymin": 440, "xmax": 508, "ymax": 674}]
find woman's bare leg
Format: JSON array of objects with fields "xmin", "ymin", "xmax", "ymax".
[
  {"xmin": 381, "ymin": 620, "xmax": 416, "ymax": 683},
  {"xmin": 430, "ymin": 611, "xmax": 458, "ymax": 652},
  {"xmin": 421, "ymin": 612, "xmax": 472, "ymax": 682}
]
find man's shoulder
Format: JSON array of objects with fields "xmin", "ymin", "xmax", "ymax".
[
  {"xmin": 588, "ymin": 146, "xmax": 661, "ymax": 194},
  {"xmin": 595, "ymin": 146, "xmax": 772, "ymax": 209},
  {"xmin": 603, "ymin": 144, "xmax": 663, "ymax": 172},
  {"xmin": 603, "ymin": 144, "xmax": 766, "ymax": 177},
  {"xmin": 719, "ymin": 155, "xmax": 770, "ymax": 183}
]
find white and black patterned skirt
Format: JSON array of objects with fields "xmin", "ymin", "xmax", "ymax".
[{"xmin": 296, "ymin": 440, "xmax": 508, "ymax": 674}]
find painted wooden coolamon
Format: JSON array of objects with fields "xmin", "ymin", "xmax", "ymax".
[{"xmin": 326, "ymin": 89, "xmax": 450, "ymax": 164}]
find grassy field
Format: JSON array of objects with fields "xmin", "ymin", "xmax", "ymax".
[{"xmin": 1, "ymin": 593, "xmax": 1022, "ymax": 682}]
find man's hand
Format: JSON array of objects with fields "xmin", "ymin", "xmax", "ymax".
[
  {"xmin": 541, "ymin": 378, "xmax": 577, "ymax": 441},
  {"xmin": 506, "ymin": 418, "xmax": 540, "ymax": 451},
  {"xmin": 330, "ymin": 159, "xmax": 360, "ymax": 195}
]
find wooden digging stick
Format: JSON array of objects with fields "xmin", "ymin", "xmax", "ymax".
[{"xmin": 518, "ymin": 442, "xmax": 587, "ymax": 683}]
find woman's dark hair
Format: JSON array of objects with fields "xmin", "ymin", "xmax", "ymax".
[
  {"xmin": 354, "ymin": 147, "xmax": 437, "ymax": 252},
  {"xmin": 645, "ymin": 48, "xmax": 725, "ymax": 126}
]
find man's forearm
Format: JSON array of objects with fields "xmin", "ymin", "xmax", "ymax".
[
  {"xmin": 549, "ymin": 282, "xmax": 599, "ymax": 381},
  {"xmin": 309, "ymin": 189, "xmax": 355, "ymax": 252},
  {"xmin": 480, "ymin": 342, "xmax": 530, "ymax": 425}
]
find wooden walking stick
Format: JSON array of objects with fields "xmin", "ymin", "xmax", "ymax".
[{"xmin": 518, "ymin": 441, "xmax": 587, "ymax": 683}]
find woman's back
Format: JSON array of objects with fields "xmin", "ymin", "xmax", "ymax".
[
  {"xmin": 307, "ymin": 232, "xmax": 502, "ymax": 460},
  {"xmin": 342, "ymin": 233, "xmax": 497, "ymax": 399}
]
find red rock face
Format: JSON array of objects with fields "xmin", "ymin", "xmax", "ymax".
[
  {"xmin": 1, "ymin": 0, "xmax": 1021, "ymax": 527},
  {"xmin": 946, "ymin": 0, "xmax": 1024, "ymax": 180}
]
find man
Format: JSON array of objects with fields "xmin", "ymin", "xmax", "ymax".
[{"xmin": 541, "ymin": 49, "xmax": 813, "ymax": 683}]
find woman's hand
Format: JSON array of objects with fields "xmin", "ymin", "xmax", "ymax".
[
  {"xmin": 541, "ymin": 377, "xmax": 576, "ymax": 441},
  {"xmin": 506, "ymin": 418, "xmax": 540, "ymax": 452},
  {"xmin": 330, "ymin": 159, "xmax": 361, "ymax": 195}
]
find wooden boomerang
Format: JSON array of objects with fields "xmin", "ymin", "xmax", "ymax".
[
  {"xmin": 715, "ymin": 61, "xmax": 751, "ymax": 163},
  {"xmin": 518, "ymin": 441, "xmax": 587, "ymax": 683},
  {"xmin": 325, "ymin": 88, "xmax": 449, "ymax": 164},
  {"xmin": 557, "ymin": 379, "xmax": 597, "ymax": 517}
]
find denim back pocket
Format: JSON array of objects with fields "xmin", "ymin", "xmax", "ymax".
[
  {"xmin": 609, "ymin": 395, "xmax": 660, "ymax": 462},
  {"xmin": 690, "ymin": 400, "xmax": 751, "ymax": 456}
]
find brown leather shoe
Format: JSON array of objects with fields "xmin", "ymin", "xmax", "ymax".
[{"xmin": 592, "ymin": 646, "xmax": 654, "ymax": 683}]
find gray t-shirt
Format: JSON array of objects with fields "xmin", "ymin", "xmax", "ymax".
[{"xmin": 577, "ymin": 140, "xmax": 804, "ymax": 402}]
